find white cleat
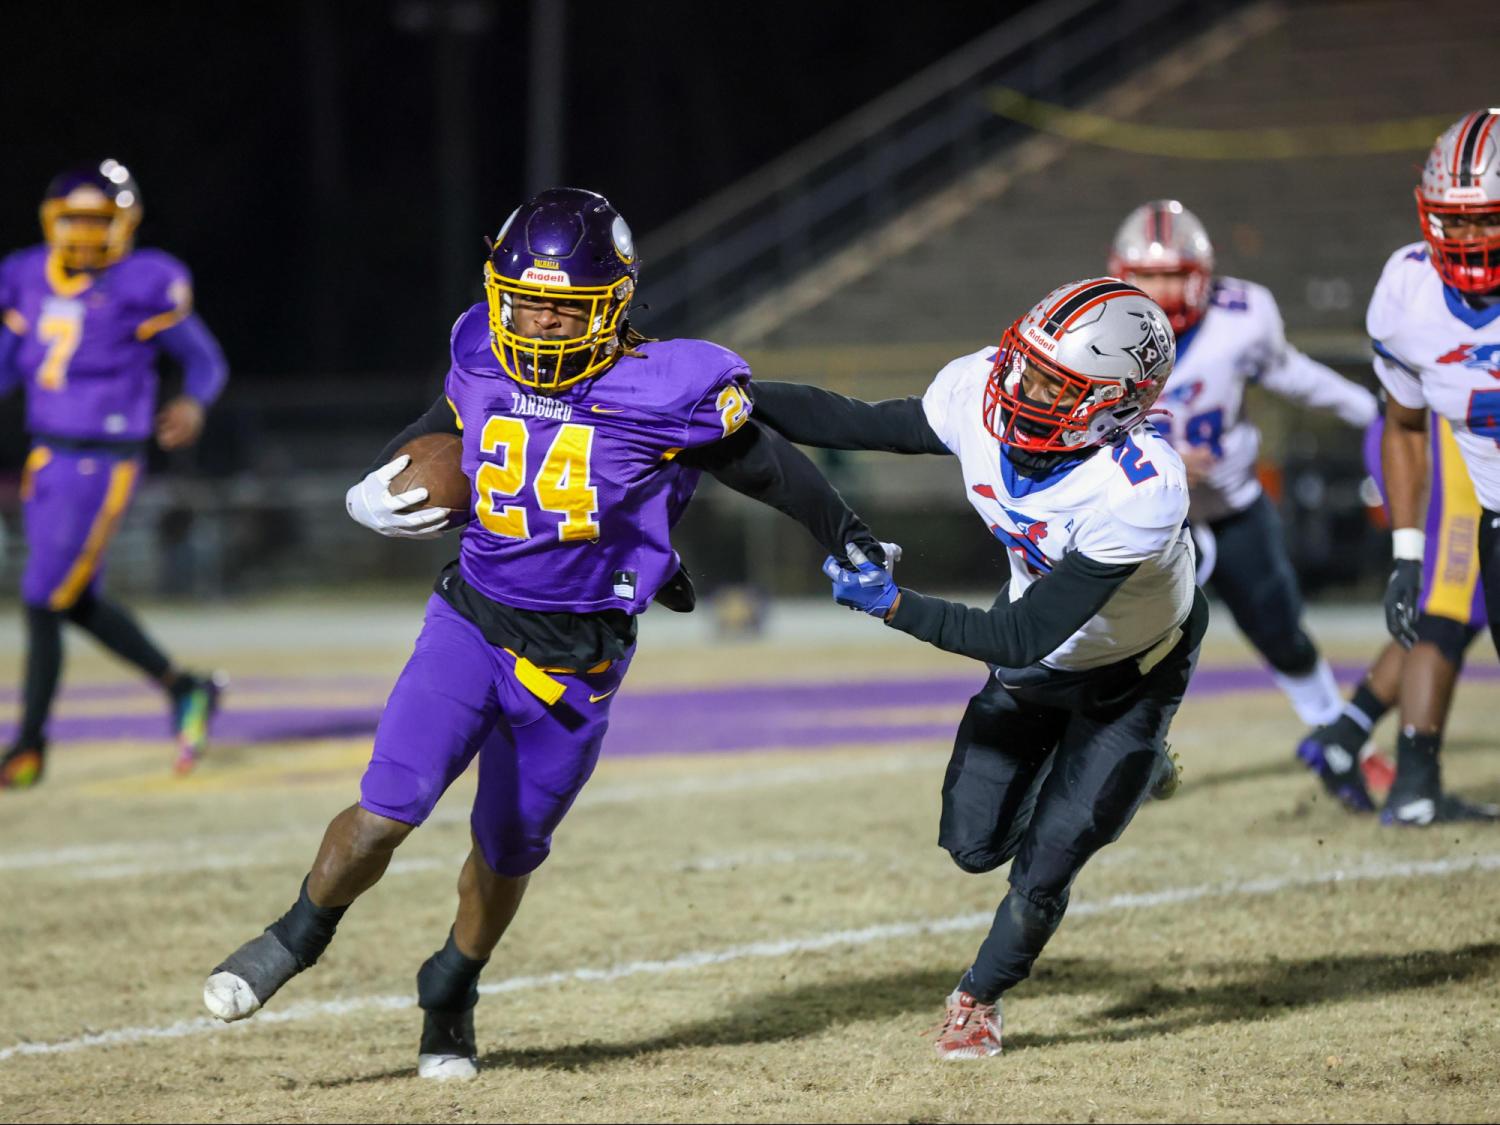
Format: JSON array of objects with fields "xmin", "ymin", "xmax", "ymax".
[
  {"xmin": 418, "ymin": 1053, "xmax": 479, "ymax": 1080},
  {"xmin": 203, "ymin": 971, "xmax": 262, "ymax": 1021},
  {"xmin": 202, "ymin": 930, "xmax": 302, "ymax": 1022}
]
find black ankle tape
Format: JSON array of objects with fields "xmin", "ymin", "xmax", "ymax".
[
  {"xmin": 267, "ymin": 876, "xmax": 348, "ymax": 970},
  {"xmin": 417, "ymin": 929, "xmax": 489, "ymax": 1013}
]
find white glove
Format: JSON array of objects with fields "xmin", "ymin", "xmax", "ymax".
[{"xmin": 345, "ymin": 455, "xmax": 450, "ymax": 540}]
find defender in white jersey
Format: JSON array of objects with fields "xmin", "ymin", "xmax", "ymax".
[
  {"xmin": 1371, "ymin": 108, "xmax": 1500, "ymax": 826},
  {"xmin": 1109, "ymin": 202, "xmax": 1379, "ymax": 807},
  {"xmin": 755, "ymin": 279, "xmax": 1206, "ymax": 1059}
]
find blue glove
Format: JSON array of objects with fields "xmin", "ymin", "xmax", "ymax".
[{"xmin": 823, "ymin": 541, "xmax": 903, "ymax": 618}]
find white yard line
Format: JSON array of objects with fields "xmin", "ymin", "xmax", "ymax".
[{"xmin": 4, "ymin": 850, "xmax": 1498, "ymax": 1063}]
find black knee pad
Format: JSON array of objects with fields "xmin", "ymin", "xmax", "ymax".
[
  {"xmin": 947, "ymin": 847, "xmax": 1004, "ymax": 875},
  {"xmin": 1414, "ymin": 613, "xmax": 1478, "ymax": 666},
  {"xmin": 1004, "ymin": 881, "xmax": 1069, "ymax": 935},
  {"xmin": 1257, "ymin": 627, "xmax": 1318, "ymax": 677}
]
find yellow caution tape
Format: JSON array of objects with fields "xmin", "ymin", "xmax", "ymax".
[{"xmin": 985, "ymin": 87, "xmax": 1451, "ymax": 160}]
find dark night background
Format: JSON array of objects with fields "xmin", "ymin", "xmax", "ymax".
[{"xmin": 0, "ymin": 1, "xmax": 1026, "ymax": 379}]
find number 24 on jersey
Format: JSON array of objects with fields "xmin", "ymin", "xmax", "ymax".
[{"xmin": 475, "ymin": 417, "xmax": 600, "ymax": 542}]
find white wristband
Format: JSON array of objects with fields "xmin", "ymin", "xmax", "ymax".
[{"xmin": 1392, "ymin": 528, "xmax": 1425, "ymax": 562}]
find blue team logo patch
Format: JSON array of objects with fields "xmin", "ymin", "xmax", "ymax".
[
  {"xmin": 1162, "ymin": 378, "xmax": 1205, "ymax": 407},
  {"xmin": 992, "ymin": 505, "xmax": 1052, "ymax": 574},
  {"xmin": 1437, "ymin": 344, "xmax": 1500, "ymax": 379}
]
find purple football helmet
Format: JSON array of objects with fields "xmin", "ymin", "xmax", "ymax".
[
  {"xmin": 41, "ymin": 159, "xmax": 143, "ymax": 272},
  {"xmin": 485, "ymin": 187, "xmax": 639, "ymax": 390}
]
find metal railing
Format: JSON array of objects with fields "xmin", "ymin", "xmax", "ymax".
[{"xmin": 636, "ymin": 0, "xmax": 1247, "ymax": 335}]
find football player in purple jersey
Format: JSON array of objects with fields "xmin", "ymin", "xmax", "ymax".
[
  {"xmin": 202, "ymin": 187, "xmax": 892, "ymax": 1078},
  {"xmin": 0, "ymin": 161, "xmax": 228, "ymax": 789}
]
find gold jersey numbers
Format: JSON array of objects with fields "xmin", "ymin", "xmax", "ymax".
[
  {"xmin": 717, "ymin": 385, "xmax": 750, "ymax": 437},
  {"xmin": 475, "ymin": 417, "xmax": 601, "ymax": 543}
]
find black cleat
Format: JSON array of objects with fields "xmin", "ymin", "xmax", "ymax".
[
  {"xmin": 1295, "ymin": 729, "xmax": 1374, "ymax": 813},
  {"xmin": 202, "ymin": 930, "xmax": 304, "ymax": 1021},
  {"xmin": 418, "ymin": 1007, "xmax": 478, "ymax": 1080},
  {"xmin": 1381, "ymin": 791, "xmax": 1500, "ymax": 827}
]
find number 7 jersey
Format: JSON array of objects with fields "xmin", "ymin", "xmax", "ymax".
[
  {"xmin": 1369, "ymin": 243, "xmax": 1500, "ymax": 512},
  {"xmin": 443, "ymin": 303, "xmax": 753, "ymax": 615}
]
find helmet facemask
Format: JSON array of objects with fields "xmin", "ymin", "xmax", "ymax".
[
  {"xmin": 1415, "ymin": 193, "xmax": 1500, "ymax": 294},
  {"xmin": 40, "ymin": 187, "xmax": 140, "ymax": 272},
  {"xmin": 486, "ymin": 263, "xmax": 634, "ymax": 390},
  {"xmin": 1112, "ymin": 264, "xmax": 1211, "ymax": 334},
  {"xmin": 983, "ymin": 325, "xmax": 1164, "ymax": 454}
]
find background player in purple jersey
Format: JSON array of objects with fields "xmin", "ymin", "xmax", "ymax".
[
  {"xmin": 0, "ymin": 161, "xmax": 228, "ymax": 789},
  {"xmin": 201, "ymin": 187, "xmax": 892, "ymax": 1079}
]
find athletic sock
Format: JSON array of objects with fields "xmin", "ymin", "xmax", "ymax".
[
  {"xmin": 417, "ymin": 929, "xmax": 489, "ymax": 1012},
  {"xmin": 1272, "ymin": 658, "xmax": 1343, "ymax": 727},
  {"xmin": 1320, "ymin": 681, "xmax": 1389, "ymax": 752},
  {"xmin": 267, "ymin": 877, "xmax": 349, "ymax": 969},
  {"xmin": 66, "ymin": 593, "xmax": 172, "ymax": 683},
  {"xmin": 18, "ymin": 607, "xmax": 64, "ymax": 747}
]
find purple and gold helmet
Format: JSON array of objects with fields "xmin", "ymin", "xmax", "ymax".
[
  {"xmin": 484, "ymin": 187, "xmax": 639, "ymax": 390},
  {"xmin": 41, "ymin": 159, "xmax": 142, "ymax": 272}
]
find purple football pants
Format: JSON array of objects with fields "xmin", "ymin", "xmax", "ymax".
[
  {"xmin": 20, "ymin": 446, "xmax": 141, "ymax": 610},
  {"xmin": 359, "ymin": 595, "xmax": 632, "ymax": 876}
]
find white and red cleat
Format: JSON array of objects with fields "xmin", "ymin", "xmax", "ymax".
[{"xmin": 931, "ymin": 989, "xmax": 1003, "ymax": 1060}]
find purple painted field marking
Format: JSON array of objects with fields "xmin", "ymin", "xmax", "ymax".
[{"xmin": 2, "ymin": 663, "xmax": 1495, "ymax": 756}]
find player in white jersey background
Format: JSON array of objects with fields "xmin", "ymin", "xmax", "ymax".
[
  {"xmin": 1108, "ymin": 201, "xmax": 1381, "ymax": 810},
  {"xmin": 755, "ymin": 279, "xmax": 1204, "ymax": 1059},
  {"xmin": 1372, "ymin": 108, "xmax": 1500, "ymax": 826}
]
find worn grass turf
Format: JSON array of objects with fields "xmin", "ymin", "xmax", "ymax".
[{"xmin": 1, "ymin": 602, "xmax": 1498, "ymax": 1122}]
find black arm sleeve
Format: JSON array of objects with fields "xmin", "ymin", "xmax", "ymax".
[
  {"xmin": 368, "ymin": 393, "xmax": 462, "ymax": 473},
  {"xmin": 886, "ymin": 552, "xmax": 1141, "ymax": 667},
  {"xmin": 679, "ymin": 420, "xmax": 882, "ymax": 561},
  {"xmin": 751, "ymin": 381, "xmax": 951, "ymax": 456}
]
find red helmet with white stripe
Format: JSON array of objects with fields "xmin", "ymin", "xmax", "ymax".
[
  {"xmin": 983, "ymin": 278, "xmax": 1176, "ymax": 453},
  {"xmin": 1417, "ymin": 109, "xmax": 1500, "ymax": 294},
  {"xmin": 1107, "ymin": 200, "xmax": 1214, "ymax": 334}
]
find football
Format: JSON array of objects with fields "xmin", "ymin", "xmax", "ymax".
[{"xmin": 390, "ymin": 432, "xmax": 470, "ymax": 517}]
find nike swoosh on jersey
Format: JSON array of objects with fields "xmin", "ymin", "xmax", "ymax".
[
  {"xmin": 588, "ymin": 688, "xmax": 617, "ymax": 703},
  {"xmin": 591, "ymin": 404, "xmax": 626, "ymax": 414}
]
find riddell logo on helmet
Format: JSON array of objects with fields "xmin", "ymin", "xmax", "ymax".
[{"xmin": 521, "ymin": 266, "xmax": 571, "ymax": 285}]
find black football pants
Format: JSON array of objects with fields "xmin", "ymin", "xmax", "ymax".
[
  {"xmin": 939, "ymin": 591, "xmax": 1206, "ymax": 1002},
  {"xmin": 1203, "ymin": 493, "xmax": 1318, "ymax": 676}
]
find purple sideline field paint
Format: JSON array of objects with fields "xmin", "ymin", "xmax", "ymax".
[{"xmin": 1, "ymin": 663, "xmax": 1495, "ymax": 756}]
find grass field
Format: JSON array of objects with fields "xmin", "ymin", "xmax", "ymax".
[{"xmin": 1, "ymin": 596, "xmax": 1499, "ymax": 1123}]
